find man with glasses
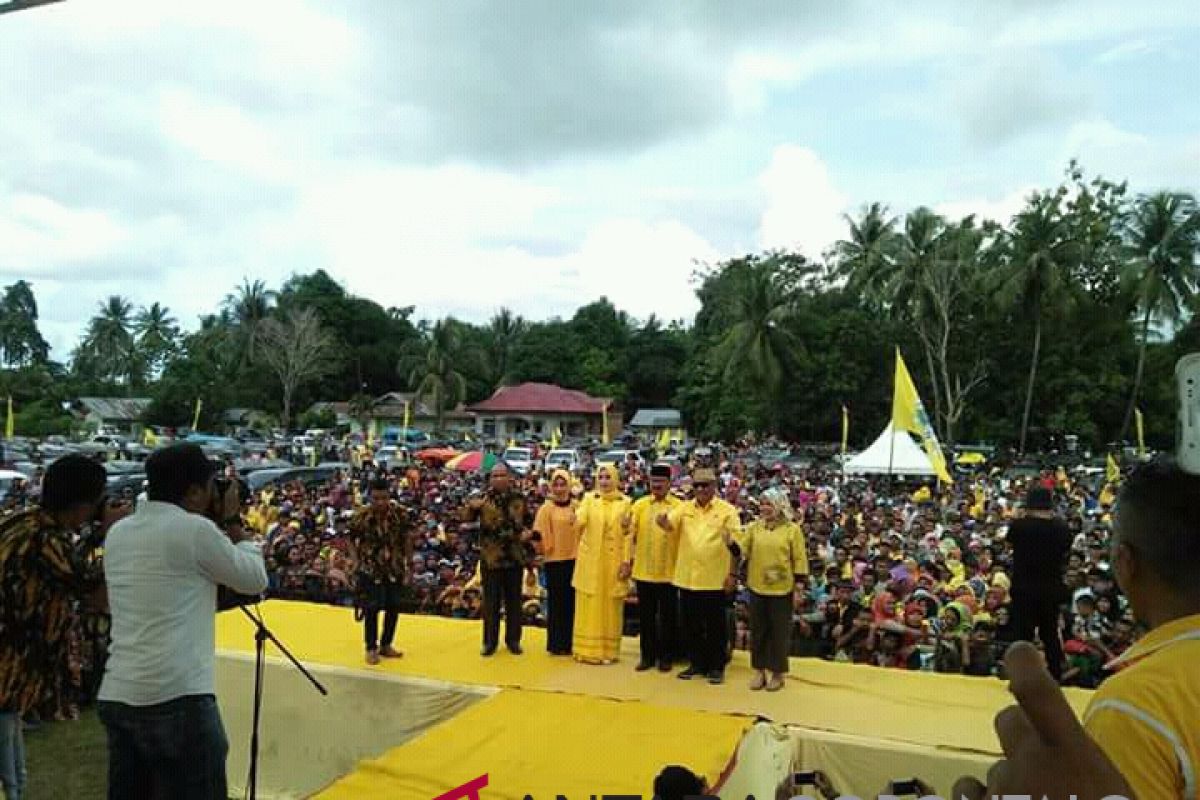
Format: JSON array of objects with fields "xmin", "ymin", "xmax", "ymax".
[{"xmin": 657, "ymin": 467, "xmax": 740, "ymax": 684}]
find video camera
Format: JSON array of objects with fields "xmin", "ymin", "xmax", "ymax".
[{"xmin": 207, "ymin": 473, "xmax": 265, "ymax": 612}]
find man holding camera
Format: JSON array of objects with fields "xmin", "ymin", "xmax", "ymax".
[
  {"xmin": 0, "ymin": 455, "xmax": 123, "ymax": 800},
  {"xmin": 347, "ymin": 477, "xmax": 413, "ymax": 665},
  {"xmin": 97, "ymin": 443, "xmax": 267, "ymax": 800}
]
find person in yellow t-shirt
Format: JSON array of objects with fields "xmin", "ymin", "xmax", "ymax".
[
  {"xmin": 1081, "ymin": 460, "xmax": 1200, "ymax": 800},
  {"xmin": 624, "ymin": 463, "xmax": 683, "ymax": 672},
  {"xmin": 658, "ymin": 467, "xmax": 740, "ymax": 684},
  {"xmin": 532, "ymin": 469, "xmax": 579, "ymax": 656},
  {"xmin": 732, "ymin": 487, "xmax": 807, "ymax": 692},
  {"xmin": 571, "ymin": 464, "xmax": 632, "ymax": 665}
]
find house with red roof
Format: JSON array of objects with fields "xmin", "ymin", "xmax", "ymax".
[{"xmin": 466, "ymin": 382, "xmax": 620, "ymax": 440}]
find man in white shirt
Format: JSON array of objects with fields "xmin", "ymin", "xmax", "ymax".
[{"xmin": 98, "ymin": 444, "xmax": 267, "ymax": 800}]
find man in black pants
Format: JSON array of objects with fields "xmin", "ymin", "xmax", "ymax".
[
  {"xmin": 625, "ymin": 464, "xmax": 683, "ymax": 671},
  {"xmin": 1007, "ymin": 485, "xmax": 1070, "ymax": 680},
  {"xmin": 348, "ymin": 478, "xmax": 413, "ymax": 665},
  {"xmin": 462, "ymin": 464, "xmax": 534, "ymax": 656}
]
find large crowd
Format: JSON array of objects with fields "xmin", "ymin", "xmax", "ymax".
[{"xmin": 238, "ymin": 445, "xmax": 1136, "ymax": 687}]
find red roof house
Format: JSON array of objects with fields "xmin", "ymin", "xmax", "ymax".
[{"xmin": 467, "ymin": 383, "xmax": 619, "ymax": 440}]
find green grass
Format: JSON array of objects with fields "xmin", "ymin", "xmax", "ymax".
[{"xmin": 23, "ymin": 710, "xmax": 107, "ymax": 800}]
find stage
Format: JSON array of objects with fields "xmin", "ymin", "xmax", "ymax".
[{"xmin": 215, "ymin": 602, "xmax": 1094, "ymax": 799}]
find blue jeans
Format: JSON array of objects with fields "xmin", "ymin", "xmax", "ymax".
[
  {"xmin": 0, "ymin": 711, "xmax": 26, "ymax": 800},
  {"xmin": 98, "ymin": 695, "xmax": 228, "ymax": 800}
]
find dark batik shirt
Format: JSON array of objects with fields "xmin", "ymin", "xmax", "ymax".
[
  {"xmin": 465, "ymin": 489, "xmax": 534, "ymax": 569},
  {"xmin": 0, "ymin": 509, "xmax": 96, "ymax": 714},
  {"xmin": 348, "ymin": 505, "xmax": 413, "ymax": 581}
]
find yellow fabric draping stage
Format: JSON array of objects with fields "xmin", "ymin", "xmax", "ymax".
[{"xmin": 215, "ymin": 602, "xmax": 1093, "ymax": 798}]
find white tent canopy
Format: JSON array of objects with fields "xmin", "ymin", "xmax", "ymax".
[{"xmin": 844, "ymin": 422, "xmax": 936, "ymax": 477}]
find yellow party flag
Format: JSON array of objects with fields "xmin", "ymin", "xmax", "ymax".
[
  {"xmin": 142, "ymin": 427, "xmax": 158, "ymax": 447},
  {"xmin": 656, "ymin": 427, "xmax": 670, "ymax": 454},
  {"xmin": 891, "ymin": 348, "xmax": 952, "ymax": 484},
  {"xmin": 550, "ymin": 426, "xmax": 561, "ymax": 449},
  {"xmin": 840, "ymin": 405, "xmax": 849, "ymax": 456},
  {"xmin": 601, "ymin": 402, "xmax": 611, "ymax": 445},
  {"xmin": 1134, "ymin": 408, "xmax": 1146, "ymax": 458},
  {"xmin": 191, "ymin": 398, "xmax": 202, "ymax": 431},
  {"xmin": 1106, "ymin": 453, "xmax": 1120, "ymax": 485},
  {"xmin": 402, "ymin": 401, "xmax": 411, "ymax": 433},
  {"xmin": 4, "ymin": 396, "xmax": 12, "ymax": 439}
]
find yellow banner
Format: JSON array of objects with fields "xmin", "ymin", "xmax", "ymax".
[{"xmin": 892, "ymin": 349, "xmax": 952, "ymax": 484}]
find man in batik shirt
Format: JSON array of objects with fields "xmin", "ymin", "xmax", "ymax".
[
  {"xmin": 0, "ymin": 456, "xmax": 121, "ymax": 799},
  {"xmin": 348, "ymin": 478, "xmax": 413, "ymax": 665},
  {"xmin": 462, "ymin": 464, "xmax": 534, "ymax": 656}
]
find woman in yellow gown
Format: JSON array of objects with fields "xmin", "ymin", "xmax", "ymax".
[{"xmin": 571, "ymin": 464, "xmax": 632, "ymax": 664}]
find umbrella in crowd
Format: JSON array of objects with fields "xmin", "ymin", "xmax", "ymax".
[
  {"xmin": 445, "ymin": 450, "xmax": 504, "ymax": 472},
  {"xmin": 415, "ymin": 448, "xmax": 459, "ymax": 463}
]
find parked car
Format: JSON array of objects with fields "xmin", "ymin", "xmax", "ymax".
[
  {"xmin": 543, "ymin": 448, "xmax": 581, "ymax": 474},
  {"xmin": 502, "ymin": 446, "xmax": 536, "ymax": 476},
  {"xmin": 373, "ymin": 445, "xmax": 409, "ymax": 472},
  {"xmin": 595, "ymin": 449, "xmax": 646, "ymax": 473},
  {"xmin": 246, "ymin": 464, "xmax": 349, "ymax": 492}
]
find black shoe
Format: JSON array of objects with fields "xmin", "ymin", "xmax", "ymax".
[
  {"xmin": 707, "ymin": 669, "xmax": 725, "ymax": 685},
  {"xmin": 657, "ymin": 659, "xmax": 672, "ymax": 672},
  {"xmin": 635, "ymin": 660, "xmax": 654, "ymax": 672},
  {"xmin": 481, "ymin": 645, "xmax": 497, "ymax": 657},
  {"xmin": 678, "ymin": 667, "xmax": 702, "ymax": 680},
  {"xmin": 507, "ymin": 644, "xmax": 523, "ymax": 655}
]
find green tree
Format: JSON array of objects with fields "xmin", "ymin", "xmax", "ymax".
[
  {"xmin": 402, "ymin": 319, "xmax": 474, "ymax": 433},
  {"xmin": 1119, "ymin": 191, "xmax": 1200, "ymax": 440},
  {"xmin": 223, "ymin": 278, "xmax": 276, "ymax": 365},
  {"xmin": 134, "ymin": 302, "xmax": 179, "ymax": 378},
  {"xmin": 485, "ymin": 307, "xmax": 527, "ymax": 388},
  {"xmin": 994, "ymin": 189, "xmax": 1080, "ymax": 454},
  {"xmin": 76, "ymin": 295, "xmax": 141, "ymax": 387},
  {"xmin": 0, "ymin": 280, "xmax": 50, "ymax": 367}
]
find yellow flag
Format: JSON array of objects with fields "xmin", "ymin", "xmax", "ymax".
[
  {"xmin": 601, "ymin": 402, "xmax": 611, "ymax": 445},
  {"xmin": 402, "ymin": 401, "xmax": 411, "ymax": 433},
  {"xmin": 892, "ymin": 348, "xmax": 952, "ymax": 484},
  {"xmin": 142, "ymin": 428, "xmax": 158, "ymax": 447},
  {"xmin": 1106, "ymin": 453, "xmax": 1120, "ymax": 485},
  {"xmin": 841, "ymin": 405, "xmax": 849, "ymax": 455},
  {"xmin": 1135, "ymin": 408, "xmax": 1145, "ymax": 458},
  {"xmin": 4, "ymin": 396, "xmax": 12, "ymax": 439},
  {"xmin": 191, "ymin": 398, "xmax": 202, "ymax": 431},
  {"xmin": 549, "ymin": 427, "xmax": 561, "ymax": 449},
  {"xmin": 656, "ymin": 427, "xmax": 670, "ymax": 453}
]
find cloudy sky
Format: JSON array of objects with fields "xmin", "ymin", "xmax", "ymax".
[{"xmin": 1, "ymin": 1, "xmax": 1198, "ymax": 358}]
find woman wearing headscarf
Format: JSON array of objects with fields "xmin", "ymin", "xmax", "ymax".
[
  {"xmin": 533, "ymin": 469, "xmax": 579, "ymax": 655},
  {"xmin": 733, "ymin": 487, "xmax": 808, "ymax": 691},
  {"xmin": 571, "ymin": 464, "xmax": 633, "ymax": 664}
]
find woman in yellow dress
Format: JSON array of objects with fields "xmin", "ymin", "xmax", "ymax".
[
  {"xmin": 734, "ymin": 487, "xmax": 808, "ymax": 691},
  {"xmin": 571, "ymin": 464, "xmax": 632, "ymax": 664}
]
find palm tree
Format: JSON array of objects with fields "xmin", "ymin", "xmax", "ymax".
[
  {"xmin": 80, "ymin": 295, "xmax": 138, "ymax": 385},
  {"xmin": 223, "ymin": 278, "xmax": 276, "ymax": 364},
  {"xmin": 1119, "ymin": 191, "xmax": 1200, "ymax": 439},
  {"xmin": 134, "ymin": 302, "xmax": 179, "ymax": 377},
  {"xmin": 486, "ymin": 307, "xmax": 527, "ymax": 388},
  {"xmin": 0, "ymin": 280, "xmax": 49, "ymax": 367},
  {"xmin": 714, "ymin": 258, "xmax": 800, "ymax": 432},
  {"xmin": 836, "ymin": 202, "xmax": 900, "ymax": 301},
  {"xmin": 995, "ymin": 191, "xmax": 1079, "ymax": 454},
  {"xmin": 403, "ymin": 319, "xmax": 472, "ymax": 433}
]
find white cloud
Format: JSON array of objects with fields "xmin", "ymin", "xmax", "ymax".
[
  {"xmin": 757, "ymin": 146, "xmax": 848, "ymax": 259},
  {"xmin": 0, "ymin": 193, "xmax": 129, "ymax": 274},
  {"xmin": 1095, "ymin": 39, "xmax": 1156, "ymax": 64},
  {"xmin": 935, "ymin": 187, "xmax": 1036, "ymax": 226}
]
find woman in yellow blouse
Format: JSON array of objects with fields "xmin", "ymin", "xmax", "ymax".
[
  {"xmin": 734, "ymin": 487, "xmax": 808, "ymax": 691},
  {"xmin": 571, "ymin": 464, "xmax": 633, "ymax": 664},
  {"xmin": 533, "ymin": 470, "xmax": 579, "ymax": 655}
]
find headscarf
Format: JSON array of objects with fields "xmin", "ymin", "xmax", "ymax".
[
  {"xmin": 944, "ymin": 601, "xmax": 974, "ymax": 635},
  {"xmin": 594, "ymin": 464, "xmax": 623, "ymax": 501},
  {"xmin": 550, "ymin": 469, "xmax": 572, "ymax": 505},
  {"xmin": 760, "ymin": 487, "xmax": 794, "ymax": 522}
]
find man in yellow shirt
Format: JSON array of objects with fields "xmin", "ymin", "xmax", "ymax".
[
  {"xmin": 657, "ymin": 468, "xmax": 740, "ymax": 685},
  {"xmin": 1081, "ymin": 460, "xmax": 1200, "ymax": 800},
  {"xmin": 624, "ymin": 463, "xmax": 683, "ymax": 672}
]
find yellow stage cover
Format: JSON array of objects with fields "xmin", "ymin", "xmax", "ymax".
[
  {"xmin": 217, "ymin": 602, "xmax": 1092, "ymax": 760},
  {"xmin": 313, "ymin": 688, "xmax": 751, "ymax": 800}
]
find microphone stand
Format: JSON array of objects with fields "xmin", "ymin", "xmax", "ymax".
[{"xmin": 239, "ymin": 604, "xmax": 328, "ymax": 800}]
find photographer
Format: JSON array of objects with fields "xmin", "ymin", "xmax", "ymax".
[
  {"xmin": 0, "ymin": 455, "xmax": 123, "ymax": 800},
  {"xmin": 97, "ymin": 443, "xmax": 267, "ymax": 800}
]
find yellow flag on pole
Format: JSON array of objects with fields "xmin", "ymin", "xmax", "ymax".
[
  {"xmin": 841, "ymin": 405, "xmax": 849, "ymax": 456},
  {"xmin": 1134, "ymin": 408, "xmax": 1146, "ymax": 458},
  {"xmin": 891, "ymin": 348, "xmax": 952, "ymax": 484},
  {"xmin": 1106, "ymin": 453, "xmax": 1120, "ymax": 485},
  {"xmin": 191, "ymin": 398, "xmax": 203, "ymax": 431},
  {"xmin": 601, "ymin": 402, "xmax": 611, "ymax": 445},
  {"xmin": 5, "ymin": 396, "xmax": 12, "ymax": 439},
  {"xmin": 656, "ymin": 427, "xmax": 670, "ymax": 453},
  {"xmin": 549, "ymin": 426, "xmax": 561, "ymax": 449},
  {"xmin": 402, "ymin": 401, "xmax": 411, "ymax": 433}
]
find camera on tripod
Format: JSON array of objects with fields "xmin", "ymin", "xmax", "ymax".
[{"xmin": 208, "ymin": 473, "xmax": 265, "ymax": 611}]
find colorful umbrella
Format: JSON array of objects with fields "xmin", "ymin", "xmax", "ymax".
[
  {"xmin": 446, "ymin": 450, "xmax": 502, "ymax": 472},
  {"xmin": 415, "ymin": 447, "xmax": 459, "ymax": 463}
]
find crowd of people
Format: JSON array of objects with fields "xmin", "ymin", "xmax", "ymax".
[{"xmin": 237, "ymin": 444, "xmax": 1138, "ymax": 688}]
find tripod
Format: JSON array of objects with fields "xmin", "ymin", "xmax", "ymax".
[{"xmin": 240, "ymin": 605, "xmax": 328, "ymax": 800}]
